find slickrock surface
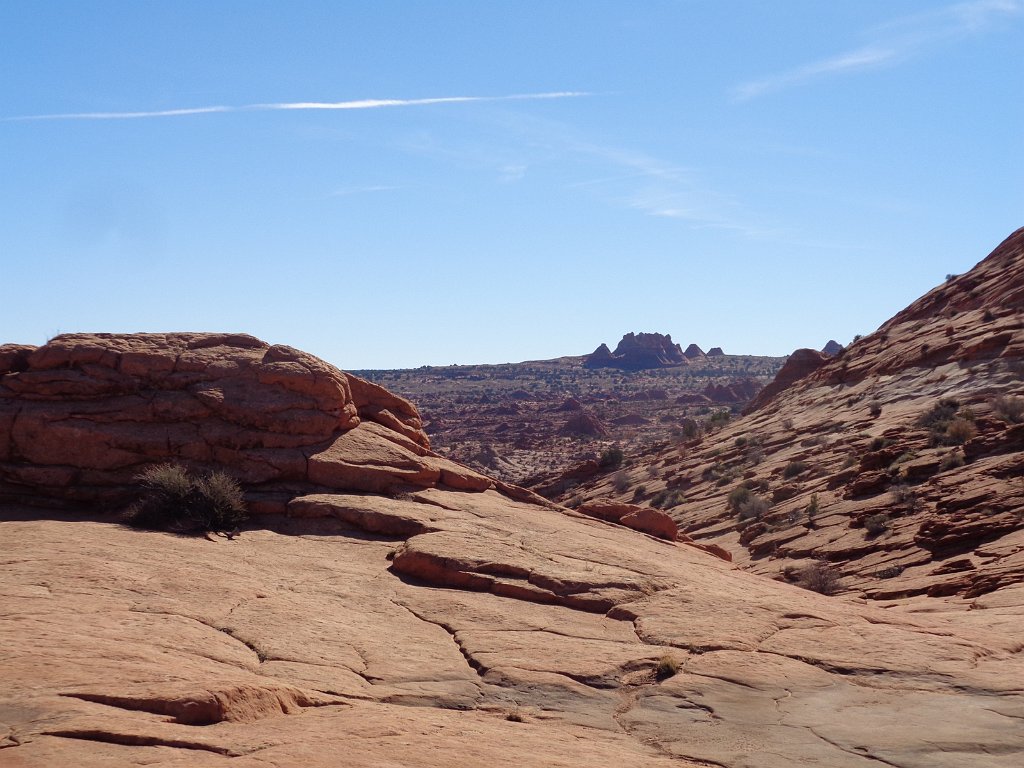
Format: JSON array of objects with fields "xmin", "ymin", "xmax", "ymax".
[
  {"xmin": 566, "ymin": 229, "xmax": 1024, "ymax": 603},
  {"xmin": 3, "ymin": 492, "xmax": 1023, "ymax": 767}
]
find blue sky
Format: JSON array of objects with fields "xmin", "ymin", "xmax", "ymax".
[{"xmin": 2, "ymin": 1, "xmax": 1021, "ymax": 368}]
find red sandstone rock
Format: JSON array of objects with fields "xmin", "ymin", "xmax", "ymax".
[
  {"xmin": 0, "ymin": 333, "xmax": 495, "ymax": 506},
  {"xmin": 744, "ymin": 348, "xmax": 830, "ymax": 413},
  {"xmin": 577, "ymin": 500, "xmax": 678, "ymax": 540}
]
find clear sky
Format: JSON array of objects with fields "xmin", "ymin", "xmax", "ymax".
[{"xmin": 2, "ymin": 1, "xmax": 1021, "ymax": 369}]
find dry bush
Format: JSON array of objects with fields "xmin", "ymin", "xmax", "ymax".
[
  {"xmin": 864, "ymin": 513, "xmax": 889, "ymax": 535},
  {"xmin": 798, "ymin": 561, "xmax": 843, "ymax": 595},
  {"xmin": 993, "ymin": 395, "xmax": 1024, "ymax": 423},
  {"xmin": 125, "ymin": 464, "xmax": 248, "ymax": 533},
  {"xmin": 656, "ymin": 653, "xmax": 680, "ymax": 680}
]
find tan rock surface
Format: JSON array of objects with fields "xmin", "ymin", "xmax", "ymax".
[{"xmin": 3, "ymin": 485, "xmax": 1023, "ymax": 766}]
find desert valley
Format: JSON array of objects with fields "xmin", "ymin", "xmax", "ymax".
[{"xmin": 1, "ymin": 228, "xmax": 1022, "ymax": 767}]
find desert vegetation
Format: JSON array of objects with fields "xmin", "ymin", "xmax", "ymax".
[{"xmin": 125, "ymin": 463, "xmax": 248, "ymax": 534}]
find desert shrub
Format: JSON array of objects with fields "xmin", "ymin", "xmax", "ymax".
[
  {"xmin": 783, "ymin": 460, "xmax": 808, "ymax": 478},
  {"xmin": 805, "ymin": 493, "xmax": 819, "ymax": 523},
  {"xmin": 938, "ymin": 450, "xmax": 965, "ymax": 472},
  {"xmin": 612, "ymin": 470, "xmax": 630, "ymax": 492},
  {"xmin": 876, "ymin": 564, "xmax": 904, "ymax": 579},
  {"xmin": 655, "ymin": 653, "xmax": 680, "ymax": 680},
  {"xmin": 599, "ymin": 446, "xmax": 624, "ymax": 469},
  {"xmin": 891, "ymin": 451, "xmax": 917, "ymax": 466},
  {"xmin": 945, "ymin": 417, "xmax": 977, "ymax": 445},
  {"xmin": 982, "ymin": 309, "xmax": 995, "ymax": 322},
  {"xmin": 868, "ymin": 401, "xmax": 882, "ymax": 417},
  {"xmin": 727, "ymin": 484, "xmax": 751, "ymax": 512},
  {"xmin": 781, "ymin": 418, "xmax": 794, "ymax": 430},
  {"xmin": 917, "ymin": 398, "xmax": 959, "ymax": 430},
  {"xmin": 993, "ymin": 395, "xmax": 1024, "ymax": 423},
  {"xmin": 868, "ymin": 437, "xmax": 892, "ymax": 451},
  {"xmin": 864, "ymin": 513, "xmax": 889, "ymax": 535},
  {"xmin": 632, "ymin": 485, "xmax": 648, "ymax": 501},
  {"xmin": 798, "ymin": 561, "xmax": 843, "ymax": 595},
  {"xmin": 737, "ymin": 494, "xmax": 770, "ymax": 522},
  {"xmin": 125, "ymin": 464, "xmax": 247, "ymax": 533},
  {"xmin": 890, "ymin": 483, "xmax": 919, "ymax": 512},
  {"xmin": 734, "ymin": 436, "xmax": 748, "ymax": 449},
  {"xmin": 842, "ymin": 454, "xmax": 857, "ymax": 469}
]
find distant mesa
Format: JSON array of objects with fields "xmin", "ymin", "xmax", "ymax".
[
  {"xmin": 706, "ymin": 347, "xmax": 725, "ymax": 357},
  {"xmin": 584, "ymin": 332, "xmax": 688, "ymax": 370},
  {"xmin": 821, "ymin": 339, "xmax": 844, "ymax": 356},
  {"xmin": 683, "ymin": 343, "xmax": 706, "ymax": 359}
]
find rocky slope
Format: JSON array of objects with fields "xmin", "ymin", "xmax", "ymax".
[
  {"xmin": 563, "ymin": 228, "xmax": 1024, "ymax": 603},
  {"xmin": 3, "ymin": 330, "xmax": 1023, "ymax": 766}
]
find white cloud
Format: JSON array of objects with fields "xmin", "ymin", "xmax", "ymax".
[
  {"xmin": 732, "ymin": 0, "xmax": 1021, "ymax": 101},
  {"xmin": 4, "ymin": 91, "xmax": 589, "ymax": 122}
]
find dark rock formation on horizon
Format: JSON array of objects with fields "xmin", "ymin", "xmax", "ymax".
[
  {"xmin": 584, "ymin": 332, "xmax": 687, "ymax": 370},
  {"xmin": 822, "ymin": 339, "xmax": 844, "ymax": 356},
  {"xmin": 683, "ymin": 343, "xmax": 706, "ymax": 359},
  {"xmin": 706, "ymin": 347, "xmax": 725, "ymax": 356}
]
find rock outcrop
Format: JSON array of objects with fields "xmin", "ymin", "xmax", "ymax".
[
  {"xmin": 821, "ymin": 339, "xmax": 844, "ymax": 356},
  {"xmin": 564, "ymin": 228, "xmax": 1024, "ymax": 604},
  {"xmin": 577, "ymin": 499, "xmax": 678, "ymax": 540},
  {"xmin": 706, "ymin": 347, "xmax": 725, "ymax": 356},
  {"xmin": 584, "ymin": 332, "xmax": 687, "ymax": 370},
  {"xmin": 0, "ymin": 333, "xmax": 496, "ymax": 511},
  {"xmin": 743, "ymin": 348, "xmax": 830, "ymax": 413},
  {"xmin": 682, "ymin": 343, "xmax": 705, "ymax": 359}
]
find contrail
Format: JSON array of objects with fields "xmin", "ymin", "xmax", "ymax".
[{"xmin": 3, "ymin": 92, "xmax": 589, "ymax": 122}]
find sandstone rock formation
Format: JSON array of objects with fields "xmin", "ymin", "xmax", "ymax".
[
  {"xmin": 565, "ymin": 228, "xmax": 1024, "ymax": 604},
  {"xmin": 743, "ymin": 348, "xmax": 830, "ymax": 413},
  {"xmin": 682, "ymin": 343, "xmax": 705, "ymax": 359},
  {"xmin": 585, "ymin": 332, "xmax": 687, "ymax": 370},
  {"xmin": 706, "ymin": 347, "xmax": 725, "ymax": 356},
  {"xmin": 0, "ymin": 333, "xmax": 498, "ymax": 511},
  {"xmin": 3, "ymin": 323, "xmax": 1024, "ymax": 766}
]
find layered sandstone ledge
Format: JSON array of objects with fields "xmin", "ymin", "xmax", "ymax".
[{"xmin": 0, "ymin": 333, "xmax": 506, "ymax": 512}]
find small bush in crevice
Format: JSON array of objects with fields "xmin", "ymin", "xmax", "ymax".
[
  {"xmin": 736, "ymin": 494, "xmax": 770, "ymax": 522},
  {"xmin": 612, "ymin": 470, "xmax": 630, "ymax": 492},
  {"xmin": 805, "ymin": 493, "xmax": 819, "ymax": 526},
  {"xmin": 864, "ymin": 513, "xmax": 890, "ymax": 536},
  {"xmin": 798, "ymin": 561, "xmax": 843, "ymax": 595},
  {"xmin": 993, "ymin": 395, "xmax": 1024, "ymax": 424},
  {"xmin": 655, "ymin": 653, "xmax": 680, "ymax": 680},
  {"xmin": 125, "ymin": 463, "xmax": 248, "ymax": 534},
  {"xmin": 783, "ymin": 460, "xmax": 808, "ymax": 478},
  {"xmin": 599, "ymin": 446, "xmax": 624, "ymax": 469}
]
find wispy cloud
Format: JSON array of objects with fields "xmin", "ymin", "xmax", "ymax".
[
  {"xmin": 3, "ymin": 91, "xmax": 588, "ymax": 122},
  {"xmin": 733, "ymin": 0, "xmax": 1021, "ymax": 100}
]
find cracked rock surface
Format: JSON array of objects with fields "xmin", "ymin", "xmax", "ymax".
[{"xmin": 3, "ymin": 486, "xmax": 1022, "ymax": 766}]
